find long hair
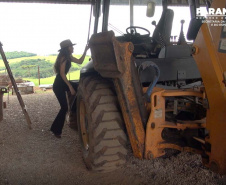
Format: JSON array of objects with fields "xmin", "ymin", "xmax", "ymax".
[{"xmin": 54, "ymin": 47, "xmax": 71, "ymax": 74}]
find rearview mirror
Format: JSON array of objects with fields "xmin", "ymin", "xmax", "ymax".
[{"xmin": 146, "ymin": 2, "xmax": 155, "ymax": 17}]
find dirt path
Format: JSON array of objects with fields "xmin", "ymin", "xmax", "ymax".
[{"xmin": 0, "ymin": 92, "xmax": 225, "ymax": 185}]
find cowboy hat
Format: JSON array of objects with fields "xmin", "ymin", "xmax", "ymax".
[{"xmin": 58, "ymin": 39, "xmax": 76, "ymax": 51}]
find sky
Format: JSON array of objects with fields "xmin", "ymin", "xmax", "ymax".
[
  {"xmin": 0, "ymin": 3, "xmax": 91, "ymax": 55},
  {"xmin": 0, "ymin": 2, "xmax": 192, "ymax": 56}
]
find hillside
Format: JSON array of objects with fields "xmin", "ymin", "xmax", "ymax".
[
  {"xmin": 0, "ymin": 51, "xmax": 36, "ymax": 60},
  {"xmin": 0, "ymin": 52, "xmax": 90, "ymax": 86}
]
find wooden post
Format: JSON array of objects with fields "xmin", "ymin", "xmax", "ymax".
[{"xmin": 38, "ymin": 65, "xmax": 40, "ymax": 85}]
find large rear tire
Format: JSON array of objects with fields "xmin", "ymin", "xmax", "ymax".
[{"xmin": 77, "ymin": 75, "xmax": 128, "ymax": 173}]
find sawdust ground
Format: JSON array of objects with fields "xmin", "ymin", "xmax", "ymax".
[{"xmin": 0, "ymin": 92, "xmax": 225, "ymax": 185}]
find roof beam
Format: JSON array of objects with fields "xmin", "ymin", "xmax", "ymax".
[
  {"xmin": 0, "ymin": 0, "xmax": 209, "ymax": 5},
  {"xmin": 0, "ymin": 0, "xmax": 92, "ymax": 4}
]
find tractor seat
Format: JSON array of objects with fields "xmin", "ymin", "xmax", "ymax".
[
  {"xmin": 187, "ymin": 17, "xmax": 204, "ymax": 40},
  {"xmin": 152, "ymin": 8, "xmax": 174, "ymax": 47}
]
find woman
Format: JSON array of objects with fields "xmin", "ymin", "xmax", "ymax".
[{"xmin": 50, "ymin": 39, "xmax": 89, "ymax": 138}]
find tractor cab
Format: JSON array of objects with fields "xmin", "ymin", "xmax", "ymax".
[
  {"xmin": 115, "ymin": 0, "xmax": 175, "ymax": 58},
  {"xmin": 86, "ymin": 0, "xmax": 205, "ymax": 88},
  {"xmin": 102, "ymin": 0, "xmax": 196, "ymax": 59}
]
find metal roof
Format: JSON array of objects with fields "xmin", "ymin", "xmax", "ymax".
[
  {"xmin": 0, "ymin": 0, "xmax": 92, "ymax": 4},
  {"xmin": 0, "ymin": 0, "xmax": 209, "ymax": 5},
  {"xmin": 110, "ymin": 0, "xmax": 208, "ymax": 6}
]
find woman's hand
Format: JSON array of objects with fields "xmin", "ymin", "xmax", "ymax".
[
  {"xmin": 71, "ymin": 44, "xmax": 89, "ymax": 64},
  {"xmin": 69, "ymin": 86, "xmax": 76, "ymax": 96}
]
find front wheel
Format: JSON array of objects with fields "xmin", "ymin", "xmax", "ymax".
[{"xmin": 76, "ymin": 75, "xmax": 128, "ymax": 173}]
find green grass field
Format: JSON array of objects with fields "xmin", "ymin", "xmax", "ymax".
[
  {"xmin": 24, "ymin": 70, "xmax": 81, "ymax": 86},
  {"xmin": 0, "ymin": 55, "xmax": 57, "ymax": 68},
  {"xmin": 0, "ymin": 54, "xmax": 89, "ymax": 67},
  {"xmin": 0, "ymin": 55, "xmax": 90, "ymax": 86}
]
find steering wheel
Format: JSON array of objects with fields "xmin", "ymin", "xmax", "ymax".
[{"xmin": 126, "ymin": 26, "xmax": 150, "ymax": 38}]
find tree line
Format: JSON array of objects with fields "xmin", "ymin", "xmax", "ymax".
[
  {"xmin": 5, "ymin": 59, "xmax": 79, "ymax": 78},
  {"xmin": 0, "ymin": 51, "xmax": 36, "ymax": 59}
]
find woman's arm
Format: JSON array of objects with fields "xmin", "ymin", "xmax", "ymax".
[
  {"xmin": 60, "ymin": 59, "xmax": 76, "ymax": 95},
  {"xmin": 71, "ymin": 45, "xmax": 89, "ymax": 64}
]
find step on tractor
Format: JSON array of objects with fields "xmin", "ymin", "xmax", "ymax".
[{"xmin": 67, "ymin": 0, "xmax": 226, "ymax": 174}]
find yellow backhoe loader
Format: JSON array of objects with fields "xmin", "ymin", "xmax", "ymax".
[{"xmin": 73, "ymin": 0, "xmax": 226, "ymax": 175}]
